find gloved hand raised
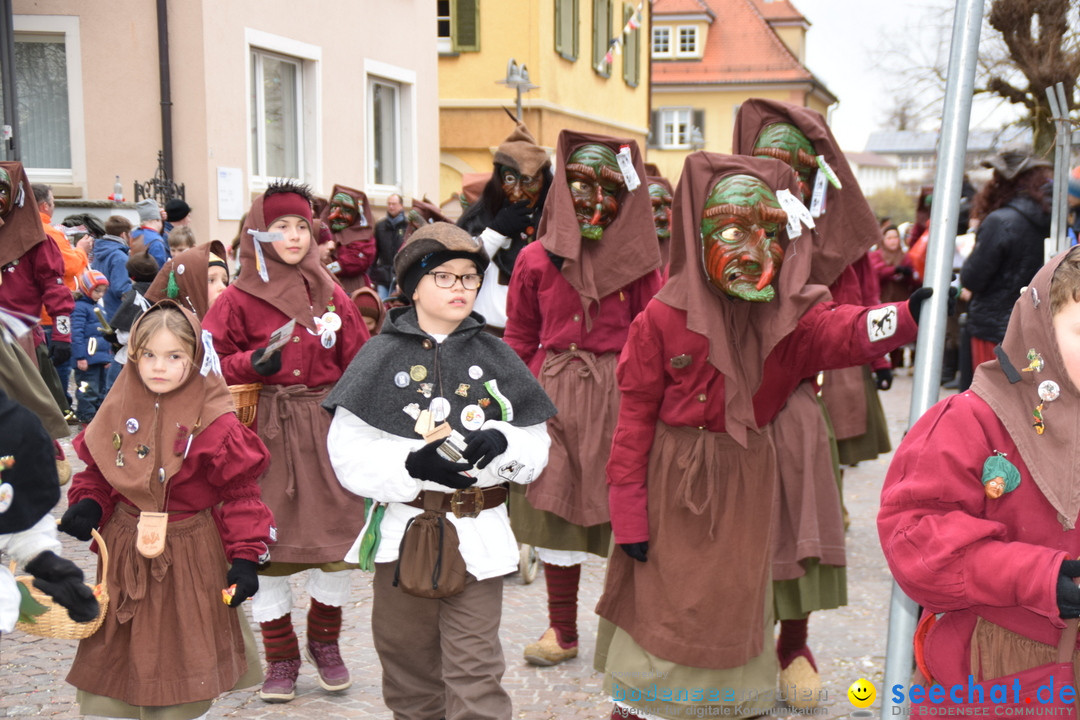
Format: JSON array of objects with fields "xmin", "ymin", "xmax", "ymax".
[
  {"xmin": 1057, "ymin": 559, "xmax": 1080, "ymax": 619},
  {"xmin": 59, "ymin": 498, "xmax": 103, "ymax": 541},
  {"xmin": 25, "ymin": 550, "xmax": 100, "ymax": 623},
  {"xmin": 620, "ymin": 542, "xmax": 649, "ymax": 563},
  {"xmin": 462, "ymin": 429, "xmax": 508, "ymax": 470},
  {"xmin": 225, "ymin": 559, "xmax": 259, "ymax": 607},
  {"xmin": 405, "ymin": 439, "xmax": 475, "ymax": 490},
  {"xmin": 250, "ymin": 347, "xmax": 282, "ymax": 377},
  {"xmin": 489, "ymin": 200, "xmax": 533, "ymax": 238},
  {"xmin": 908, "ymin": 286, "xmax": 958, "ymax": 325}
]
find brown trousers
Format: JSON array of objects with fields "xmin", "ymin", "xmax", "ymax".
[{"xmin": 372, "ymin": 562, "xmax": 511, "ymax": 720}]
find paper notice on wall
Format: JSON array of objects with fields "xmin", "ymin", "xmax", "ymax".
[{"xmin": 217, "ymin": 167, "xmax": 244, "ymax": 221}]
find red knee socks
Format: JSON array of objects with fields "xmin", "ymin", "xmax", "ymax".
[
  {"xmin": 307, "ymin": 599, "xmax": 342, "ymax": 645},
  {"xmin": 544, "ymin": 562, "xmax": 580, "ymax": 648},
  {"xmin": 777, "ymin": 616, "xmax": 817, "ymax": 670},
  {"xmin": 260, "ymin": 614, "xmax": 300, "ymax": 662}
]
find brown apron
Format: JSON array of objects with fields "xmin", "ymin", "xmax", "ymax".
[
  {"xmin": 522, "ymin": 348, "xmax": 619, "ymax": 527},
  {"xmin": 596, "ymin": 422, "xmax": 777, "ymax": 669},
  {"xmin": 67, "ymin": 506, "xmax": 250, "ymax": 707},
  {"xmin": 256, "ymin": 383, "xmax": 366, "ymax": 566}
]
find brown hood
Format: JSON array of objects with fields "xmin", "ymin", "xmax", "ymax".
[
  {"xmin": 318, "ymin": 184, "xmax": 375, "ymax": 250},
  {"xmin": 970, "ymin": 250, "xmax": 1080, "ymax": 529},
  {"xmin": 145, "ymin": 240, "xmax": 228, "ymax": 319},
  {"xmin": 537, "ymin": 129, "xmax": 661, "ymax": 325},
  {"xmin": 733, "ymin": 99, "xmax": 879, "ymax": 287},
  {"xmin": 0, "ymin": 161, "xmax": 46, "ymax": 267},
  {"xmin": 656, "ymin": 151, "xmax": 828, "ymax": 448},
  {"xmin": 233, "ymin": 194, "xmax": 337, "ymax": 332},
  {"xmin": 83, "ymin": 300, "xmax": 235, "ymax": 511}
]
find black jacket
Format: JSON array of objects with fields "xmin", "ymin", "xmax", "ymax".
[
  {"xmin": 371, "ymin": 214, "xmax": 407, "ymax": 288},
  {"xmin": 961, "ymin": 194, "xmax": 1051, "ymax": 344}
]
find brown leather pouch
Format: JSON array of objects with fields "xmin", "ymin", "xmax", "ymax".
[
  {"xmin": 136, "ymin": 511, "xmax": 168, "ymax": 559},
  {"xmin": 393, "ymin": 492, "xmax": 466, "ymax": 599}
]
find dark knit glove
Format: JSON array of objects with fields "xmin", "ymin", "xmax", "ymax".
[
  {"xmin": 875, "ymin": 368, "xmax": 893, "ymax": 391},
  {"xmin": 1058, "ymin": 560, "xmax": 1080, "ymax": 619},
  {"xmin": 226, "ymin": 559, "xmax": 259, "ymax": 608},
  {"xmin": 405, "ymin": 439, "xmax": 475, "ymax": 490},
  {"xmin": 489, "ymin": 200, "xmax": 532, "ymax": 238},
  {"xmin": 50, "ymin": 340, "xmax": 71, "ymax": 366},
  {"xmin": 59, "ymin": 498, "xmax": 103, "ymax": 541},
  {"xmin": 462, "ymin": 429, "xmax": 508, "ymax": 470},
  {"xmin": 25, "ymin": 550, "xmax": 100, "ymax": 623},
  {"xmin": 251, "ymin": 347, "xmax": 282, "ymax": 377},
  {"xmin": 620, "ymin": 542, "xmax": 649, "ymax": 563}
]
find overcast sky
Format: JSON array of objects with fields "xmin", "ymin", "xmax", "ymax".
[{"xmin": 795, "ymin": 0, "xmax": 1021, "ymax": 152}]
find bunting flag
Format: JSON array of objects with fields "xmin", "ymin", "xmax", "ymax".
[{"xmin": 596, "ymin": 1, "xmax": 646, "ymax": 73}]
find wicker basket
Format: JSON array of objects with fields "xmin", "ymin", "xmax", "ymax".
[
  {"xmin": 229, "ymin": 383, "xmax": 263, "ymax": 427},
  {"xmin": 14, "ymin": 528, "xmax": 109, "ymax": 640}
]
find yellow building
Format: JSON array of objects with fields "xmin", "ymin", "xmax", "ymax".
[
  {"xmin": 438, "ymin": 0, "xmax": 651, "ymax": 205},
  {"xmin": 646, "ymin": 0, "xmax": 836, "ymax": 183}
]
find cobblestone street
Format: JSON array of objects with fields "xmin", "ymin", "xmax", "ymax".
[{"xmin": 2, "ymin": 371, "xmax": 940, "ymax": 718}]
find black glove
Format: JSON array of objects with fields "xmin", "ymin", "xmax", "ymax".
[
  {"xmin": 462, "ymin": 429, "xmax": 508, "ymax": 470},
  {"xmin": 405, "ymin": 439, "xmax": 476, "ymax": 490},
  {"xmin": 875, "ymin": 368, "xmax": 893, "ymax": 391},
  {"xmin": 908, "ymin": 286, "xmax": 959, "ymax": 325},
  {"xmin": 50, "ymin": 340, "xmax": 71, "ymax": 366},
  {"xmin": 102, "ymin": 329, "xmax": 122, "ymax": 353},
  {"xmin": 25, "ymin": 550, "xmax": 100, "ymax": 623},
  {"xmin": 896, "ymin": 265, "xmax": 914, "ymax": 278},
  {"xmin": 225, "ymin": 558, "xmax": 259, "ymax": 608},
  {"xmin": 251, "ymin": 347, "xmax": 282, "ymax": 377},
  {"xmin": 620, "ymin": 542, "xmax": 649, "ymax": 563},
  {"xmin": 1058, "ymin": 560, "xmax": 1080, "ymax": 618},
  {"xmin": 489, "ymin": 200, "xmax": 533, "ymax": 238},
  {"xmin": 59, "ymin": 498, "xmax": 103, "ymax": 541}
]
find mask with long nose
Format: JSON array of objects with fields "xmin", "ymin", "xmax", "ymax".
[
  {"xmin": 700, "ymin": 174, "xmax": 786, "ymax": 302},
  {"xmin": 565, "ymin": 144, "xmax": 624, "ymax": 241},
  {"xmin": 752, "ymin": 123, "xmax": 817, "ymax": 203}
]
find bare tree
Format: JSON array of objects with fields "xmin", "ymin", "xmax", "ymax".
[{"xmin": 984, "ymin": 0, "xmax": 1080, "ymax": 155}]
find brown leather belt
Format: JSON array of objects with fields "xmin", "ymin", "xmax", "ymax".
[{"xmin": 404, "ymin": 484, "xmax": 509, "ymax": 519}]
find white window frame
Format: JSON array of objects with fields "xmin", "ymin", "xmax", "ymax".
[
  {"xmin": 245, "ymin": 29, "xmax": 321, "ymax": 192},
  {"xmin": 436, "ymin": 0, "xmax": 453, "ymax": 54},
  {"xmin": 364, "ymin": 59, "xmax": 417, "ymax": 204},
  {"xmin": 676, "ymin": 25, "xmax": 699, "ymax": 57},
  {"xmin": 651, "ymin": 26, "xmax": 672, "ymax": 58},
  {"xmin": 13, "ymin": 15, "xmax": 85, "ymax": 187},
  {"xmin": 659, "ymin": 108, "xmax": 692, "ymax": 150}
]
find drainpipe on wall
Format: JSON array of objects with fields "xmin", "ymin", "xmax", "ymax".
[
  {"xmin": 0, "ymin": 0, "xmax": 19, "ymax": 161},
  {"xmin": 156, "ymin": 0, "xmax": 173, "ymax": 179}
]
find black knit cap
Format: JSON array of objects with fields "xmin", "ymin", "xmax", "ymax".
[{"xmin": 394, "ymin": 222, "xmax": 489, "ymax": 299}]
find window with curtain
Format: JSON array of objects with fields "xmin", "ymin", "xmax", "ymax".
[
  {"xmin": 555, "ymin": 0, "xmax": 579, "ymax": 61},
  {"xmin": 7, "ymin": 33, "xmax": 71, "ymax": 170},
  {"xmin": 370, "ymin": 78, "xmax": 400, "ymax": 188},
  {"xmin": 250, "ymin": 48, "xmax": 303, "ymax": 180},
  {"xmin": 592, "ymin": 0, "xmax": 612, "ymax": 76},
  {"xmin": 622, "ymin": 3, "xmax": 640, "ymax": 87}
]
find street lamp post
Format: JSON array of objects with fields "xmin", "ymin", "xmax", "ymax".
[{"xmin": 497, "ymin": 59, "xmax": 538, "ymax": 121}]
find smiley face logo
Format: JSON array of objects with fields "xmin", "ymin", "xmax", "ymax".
[{"xmin": 848, "ymin": 678, "xmax": 877, "ymax": 708}]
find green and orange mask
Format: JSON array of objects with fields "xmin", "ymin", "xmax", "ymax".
[
  {"xmin": 565, "ymin": 144, "xmax": 624, "ymax": 241},
  {"xmin": 700, "ymin": 174, "xmax": 786, "ymax": 302},
  {"xmin": 752, "ymin": 123, "xmax": 817, "ymax": 202},
  {"xmin": 327, "ymin": 192, "xmax": 359, "ymax": 233},
  {"xmin": 649, "ymin": 181, "xmax": 673, "ymax": 241},
  {"xmin": 0, "ymin": 167, "xmax": 13, "ymax": 217}
]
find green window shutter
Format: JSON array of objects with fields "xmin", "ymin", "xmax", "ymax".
[
  {"xmin": 452, "ymin": 0, "xmax": 480, "ymax": 52},
  {"xmin": 555, "ymin": 0, "xmax": 579, "ymax": 61},
  {"xmin": 647, "ymin": 109, "xmax": 660, "ymax": 148},
  {"xmin": 692, "ymin": 109, "xmax": 705, "ymax": 147},
  {"xmin": 593, "ymin": 0, "xmax": 611, "ymax": 76},
  {"xmin": 622, "ymin": 3, "xmax": 639, "ymax": 87}
]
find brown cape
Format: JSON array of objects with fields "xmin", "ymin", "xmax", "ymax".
[
  {"xmin": 145, "ymin": 240, "xmax": 229, "ymax": 319},
  {"xmin": 0, "ymin": 161, "xmax": 46, "ymax": 267}
]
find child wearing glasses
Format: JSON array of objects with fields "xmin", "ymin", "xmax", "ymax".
[{"xmin": 325, "ymin": 222, "xmax": 555, "ymax": 720}]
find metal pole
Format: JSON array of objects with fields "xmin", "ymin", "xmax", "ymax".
[
  {"xmin": 1048, "ymin": 85, "xmax": 1064, "ymax": 256},
  {"xmin": 881, "ymin": 0, "xmax": 983, "ymax": 716},
  {"xmin": 1056, "ymin": 83, "xmax": 1071, "ymax": 254},
  {"xmin": 0, "ymin": 0, "xmax": 19, "ymax": 161},
  {"xmin": 156, "ymin": 0, "xmax": 173, "ymax": 180},
  {"xmin": 516, "ymin": 86, "xmax": 523, "ymax": 122}
]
